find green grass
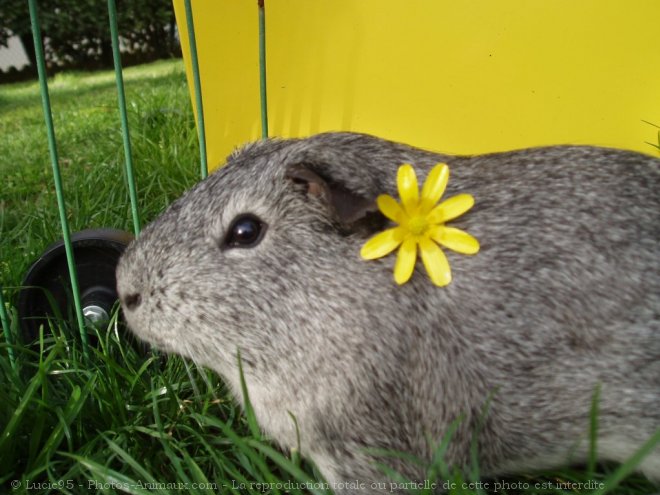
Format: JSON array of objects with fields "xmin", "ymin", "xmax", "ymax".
[
  {"xmin": 0, "ymin": 59, "xmax": 201, "ymax": 289},
  {"xmin": 0, "ymin": 61, "xmax": 658, "ymax": 494}
]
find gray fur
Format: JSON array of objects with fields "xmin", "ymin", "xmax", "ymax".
[{"xmin": 116, "ymin": 132, "xmax": 660, "ymax": 491}]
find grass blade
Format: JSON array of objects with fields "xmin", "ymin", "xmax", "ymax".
[
  {"xmin": 66, "ymin": 453, "xmax": 157, "ymax": 495},
  {"xmin": 237, "ymin": 349, "xmax": 261, "ymax": 440},
  {"xmin": 587, "ymin": 384, "xmax": 601, "ymax": 476},
  {"xmin": 30, "ymin": 373, "xmax": 97, "ymax": 473},
  {"xmin": 0, "ymin": 346, "xmax": 58, "ymax": 453},
  {"xmin": 592, "ymin": 428, "xmax": 660, "ymax": 495}
]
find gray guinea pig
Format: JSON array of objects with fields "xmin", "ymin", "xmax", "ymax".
[{"xmin": 116, "ymin": 132, "xmax": 660, "ymax": 491}]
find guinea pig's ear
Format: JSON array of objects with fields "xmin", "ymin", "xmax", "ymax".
[{"xmin": 286, "ymin": 163, "xmax": 386, "ymax": 235}]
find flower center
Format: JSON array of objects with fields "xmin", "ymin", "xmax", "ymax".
[{"xmin": 407, "ymin": 216, "xmax": 428, "ymax": 235}]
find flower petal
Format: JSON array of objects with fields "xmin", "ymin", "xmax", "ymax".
[
  {"xmin": 397, "ymin": 164, "xmax": 419, "ymax": 215},
  {"xmin": 376, "ymin": 194, "xmax": 405, "ymax": 223},
  {"xmin": 394, "ymin": 237, "xmax": 417, "ymax": 285},
  {"xmin": 360, "ymin": 227, "xmax": 406, "ymax": 260},
  {"xmin": 427, "ymin": 194, "xmax": 475, "ymax": 224},
  {"xmin": 429, "ymin": 226, "xmax": 480, "ymax": 254},
  {"xmin": 420, "ymin": 163, "xmax": 449, "ymax": 213},
  {"xmin": 419, "ymin": 237, "xmax": 451, "ymax": 286}
]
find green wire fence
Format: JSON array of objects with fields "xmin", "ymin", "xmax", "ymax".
[
  {"xmin": 0, "ymin": 0, "xmax": 269, "ymax": 361},
  {"xmin": 184, "ymin": 0, "xmax": 209, "ymax": 179},
  {"xmin": 28, "ymin": 0, "xmax": 89, "ymax": 356},
  {"xmin": 108, "ymin": 0, "xmax": 141, "ymax": 236},
  {"xmin": 258, "ymin": 0, "xmax": 269, "ymax": 138}
]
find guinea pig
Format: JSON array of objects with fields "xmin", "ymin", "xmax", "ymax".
[{"xmin": 116, "ymin": 132, "xmax": 659, "ymax": 491}]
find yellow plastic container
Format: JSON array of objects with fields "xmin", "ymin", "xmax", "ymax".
[{"xmin": 173, "ymin": 0, "xmax": 660, "ymax": 171}]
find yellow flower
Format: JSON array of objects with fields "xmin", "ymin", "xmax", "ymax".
[{"xmin": 360, "ymin": 163, "xmax": 479, "ymax": 287}]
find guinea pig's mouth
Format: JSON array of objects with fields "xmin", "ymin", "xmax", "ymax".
[
  {"xmin": 131, "ymin": 328, "xmax": 167, "ymax": 349},
  {"xmin": 117, "ymin": 297, "xmax": 181, "ymax": 356},
  {"xmin": 122, "ymin": 316, "xmax": 175, "ymax": 354},
  {"xmin": 115, "ymin": 294, "xmax": 155, "ymax": 346}
]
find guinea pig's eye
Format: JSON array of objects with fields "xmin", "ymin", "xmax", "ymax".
[{"xmin": 224, "ymin": 214, "xmax": 266, "ymax": 248}]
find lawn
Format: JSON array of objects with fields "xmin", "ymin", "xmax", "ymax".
[{"xmin": 0, "ymin": 60, "xmax": 658, "ymax": 494}]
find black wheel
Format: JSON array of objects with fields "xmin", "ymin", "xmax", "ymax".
[{"xmin": 18, "ymin": 228, "xmax": 134, "ymax": 343}]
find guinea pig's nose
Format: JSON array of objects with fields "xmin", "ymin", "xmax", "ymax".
[{"xmin": 122, "ymin": 292, "xmax": 142, "ymax": 311}]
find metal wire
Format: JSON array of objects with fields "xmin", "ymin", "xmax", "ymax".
[
  {"xmin": 184, "ymin": 0, "xmax": 208, "ymax": 179},
  {"xmin": 28, "ymin": 0, "xmax": 89, "ymax": 358},
  {"xmin": 108, "ymin": 0, "xmax": 141, "ymax": 236},
  {"xmin": 258, "ymin": 0, "xmax": 269, "ymax": 138}
]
